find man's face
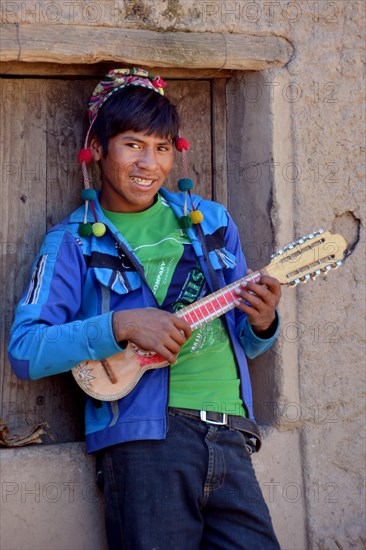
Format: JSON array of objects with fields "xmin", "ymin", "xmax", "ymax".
[{"xmin": 91, "ymin": 130, "xmax": 175, "ymax": 213}]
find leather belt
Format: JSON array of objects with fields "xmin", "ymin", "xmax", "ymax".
[{"xmin": 168, "ymin": 407, "xmax": 262, "ymax": 452}]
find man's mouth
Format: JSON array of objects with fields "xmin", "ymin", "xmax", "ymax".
[{"xmin": 130, "ymin": 176, "xmax": 155, "ymax": 187}]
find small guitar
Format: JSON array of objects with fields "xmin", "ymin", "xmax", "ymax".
[{"xmin": 72, "ymin": 230, "xmax": 347, "ymax": 401}]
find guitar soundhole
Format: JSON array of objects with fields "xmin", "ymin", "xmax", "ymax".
[{"xmin": 130, "ymin": 342, "xmax": 157, "ymax": 358}]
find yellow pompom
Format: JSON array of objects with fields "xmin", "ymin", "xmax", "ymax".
[
  {"xmin": 190, "ymin": 210, "xmax": 204, "ymax": 224},
  {"xmin": 92, "ymin": 222, "xmax": 106, "ymax": 237}
]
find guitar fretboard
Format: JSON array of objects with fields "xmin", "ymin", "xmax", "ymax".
[{"xmin": 175, "ymin": 271, "xmax": 261, "ymax": 330}]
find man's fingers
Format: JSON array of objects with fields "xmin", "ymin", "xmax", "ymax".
[
  {"xmin": 158, "ymin": 333, "xmax": 187, "ymax": 363},
  {"xmin": 235, "ymin": 283, "xmax": 270, "ymax": 306},
  {"xmin": 236, "ymin": 276, "xmax": 281, "ymax": 305},
  {"xmin": 163, "ymin": 335, "xmax": 183, "ymax": 355},
  {"xmin": 157, "ymin": 345, "xmax": 178, "ymax": 364},
  {"xmin": 173, "ymin": 316, "xmax": 192, "ymax": 340},
  {"xmin": 156, "ymin": 316, "xmax": 192, "ymax": 361},
  {"xmin": 235, "ymin": 289, "xmax": 262, "ymax": 310},
  {"xmin": 258, "ymin": 275, "xmax": 282, "ymax": 296}
]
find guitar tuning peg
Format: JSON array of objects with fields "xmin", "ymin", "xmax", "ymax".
[
  {"xmin": 321, "ymin": 265, "xmax": 332, "ymax": 273},
  {"xmin": 314, "ymin": 228, "xmax": 325, "ymax": 235},
  {"xmin": 290, "ymin": 278, "xmax": 301, "ymax": 287},
  {"xmin": 310, "ymin": 269, "xmax": 322, "ymax": 279},
  {"xmin": 277, "ymin": 248, "xmax": 284, "ymax": 255},
  {"xmin": 270, "ymin": 253, "xmax": 277, "ymax": 260},
  {"xmin": 307, "ymin": 233, "xmax": 314, "ymax": 240},
  {"xmin": 296, "ymin": 238, "xmax": 305, "ymax": 245},
  {"xmin": 332, "ymin": 261, "xmax": 343, "ymax": 269},
  {"xmin": 299, "ymin": 274, "xmax": 311, "ymax": 283}
]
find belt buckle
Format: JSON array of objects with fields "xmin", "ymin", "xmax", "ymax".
[{"xmin": 200, "ymin": 411, "xmax": 228, "ymax": 426}]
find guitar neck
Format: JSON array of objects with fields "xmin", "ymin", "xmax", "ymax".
[{"xmin": 175, "ymin": 270, "xmax": 263, "ymax": 330}]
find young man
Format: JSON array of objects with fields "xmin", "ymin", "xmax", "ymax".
[{"xmin": 9, "ymin": 68, "xmax": 281, "ymax": 549}]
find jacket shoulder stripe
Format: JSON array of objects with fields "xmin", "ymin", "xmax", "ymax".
[{"xmin": 23, "ymin": 254, "xmax": 48, "ymax": 306}]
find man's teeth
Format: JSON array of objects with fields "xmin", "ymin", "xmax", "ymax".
[{"xmin": 131, "ymin": 177, "xmax": 153, "ymax": 186}]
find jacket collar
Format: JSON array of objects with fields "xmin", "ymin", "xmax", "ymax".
[{"xmin": 68, "ymin": 188, "xmax": 204, "ymax": 253}]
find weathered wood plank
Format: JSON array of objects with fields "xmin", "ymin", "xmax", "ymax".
[
  {"xmin": 45, "ymin": 80, "xmax": 95, "ymax": 228},
  {"xmin": 0, "ymin": 79, "xmax": 93, "ymax": 443},
  {"xmin": 0, "ymin": 78, "xmax": 50, "ymax": 437},
  {"xmin": 0, "ymin": 61, "xmax": 233, "ymax": 79},
  {"xmin": 0, "ymin": 23, "xmax": 293, "ymax": 69}
]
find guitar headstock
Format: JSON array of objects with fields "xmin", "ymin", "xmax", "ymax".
[{"xmin": 266, "ymin": 229, "xmax": 347, "ymax": 286}]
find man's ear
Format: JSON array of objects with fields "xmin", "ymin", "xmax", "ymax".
[{"xmin": 90, "ymin": 137, "xmax": 103, "ymax": 161}]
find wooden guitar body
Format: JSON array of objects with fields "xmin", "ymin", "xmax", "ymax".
[{"xmin": 72, "ymin": 343, "xmax": 169, "ymax": 401}]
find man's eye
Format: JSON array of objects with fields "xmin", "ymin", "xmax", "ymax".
[{"xmin": 127, "ymin": 143, "xmax": 140, "ymax": 149}]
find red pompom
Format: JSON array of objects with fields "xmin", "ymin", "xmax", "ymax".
[
  {"xmin": 77, "ymin": 148, "xmax": 92, "ymax": 164},
  {"xmin": 152, "ymin": 76, "xmax": 167, "ymax": 89},
  {"xmin": 175, "ymin": 137, "xmax": 190, "ymax": 152}
]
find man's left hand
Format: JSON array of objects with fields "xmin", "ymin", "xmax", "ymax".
[{"xmin": 234, "ymin": 274, "xmax": 281, "ymax": 336}]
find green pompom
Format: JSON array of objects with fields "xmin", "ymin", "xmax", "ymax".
[
  {"xmin": 81, "ymin": 189, "xmax": 97, "ymax": 201},
  {"xmin": 78, "ymin": 223, "xmax": 92, "ymax": 237},
  {"xmin": 179, "ymin": 215, "xmax": 193, "ymax": 229},
  {"xmin": 178, "ymin": 178, "xmax": 194, "ymax": 191},
  {"xmin": 92, "ymin": 222, "xmax": 106, "ymax": 237}
]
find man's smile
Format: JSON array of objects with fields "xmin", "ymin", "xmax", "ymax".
[{"xmin": 130, "ymin": 176, "xmax": 156, "ymax": 187}]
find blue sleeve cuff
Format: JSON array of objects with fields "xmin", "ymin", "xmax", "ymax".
[
  {"xmin": 86, "ymin": 311, "xmax": 125, "ymax": 359},
  {"xmin": 238, "ymin": 311, "xmax": 280, "ymax": 360}
]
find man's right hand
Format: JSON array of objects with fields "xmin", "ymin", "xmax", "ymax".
[{"xmin": 112, "ymin": 309, "xmax": 192, "ymax": 364}]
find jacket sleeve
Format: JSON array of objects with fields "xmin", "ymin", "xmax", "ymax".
[
  {"xmin": 8, "ymin": 229, "xmax": 122, "ymax": 380},
  {"xmin": 223, "ymin": 211, "xmax": 280, "ymax": 359}
]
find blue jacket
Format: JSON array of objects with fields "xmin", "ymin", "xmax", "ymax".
[{"xmin": 8, "ymin": 189, "xmax": 279, "ymax": 453}]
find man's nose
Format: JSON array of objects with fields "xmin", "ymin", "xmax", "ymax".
[{"xmin": 137, "ymin": 147, "xmax": 159, "ymax": 170}]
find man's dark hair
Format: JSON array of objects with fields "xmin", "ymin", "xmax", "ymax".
[{"xmin": 90, "ymin": 86, "xmax": 180, "ymax": 157}]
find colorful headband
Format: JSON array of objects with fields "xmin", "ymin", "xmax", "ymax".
[{"xmin": 77, "ymin": 67, "xmax": 203, "ymax": 238}]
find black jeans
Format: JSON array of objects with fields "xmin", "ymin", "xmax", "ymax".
[{"xmin": 97, "ymin": 411, "xmax": 280, "ymax": 550}]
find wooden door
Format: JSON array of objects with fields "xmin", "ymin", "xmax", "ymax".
[{"xmin": 0, "ymin": 76, "xmax": 222, "ymax": 442}]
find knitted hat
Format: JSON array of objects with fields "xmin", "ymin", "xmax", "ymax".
[{"xmin": 77, "ymin": 67, "xmax": 203, "ymax": 237}]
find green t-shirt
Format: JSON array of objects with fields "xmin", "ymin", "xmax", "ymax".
[{"xmin": 102, "ymin": 194, "xmax": 246, "ymax": 416}]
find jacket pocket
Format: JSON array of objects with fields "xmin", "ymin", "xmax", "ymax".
[
  {"xmin": 209, "ymin": 248, "xmax": 237, "ymax": 270},
  {"xmin": 91, "ymin": 266, "xmax": 141, "ymax": 295}
]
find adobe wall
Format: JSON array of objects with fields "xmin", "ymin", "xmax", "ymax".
[{"xmin": 1, "ymin": 1, "xmax": 365, "ymax": 549}]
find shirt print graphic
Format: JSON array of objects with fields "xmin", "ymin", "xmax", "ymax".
[{"xmin": 134, "ymin": 228, "xmax": 191, "ymax": 305}]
